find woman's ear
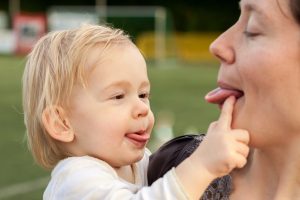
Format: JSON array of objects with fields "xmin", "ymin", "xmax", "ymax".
[{"xmin": 42, "ymin": 106, "xmax": 74, "ymax": 143}]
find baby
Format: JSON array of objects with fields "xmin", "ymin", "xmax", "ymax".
[{"xmin": 22, "ymin": 24, "xmax": 249, "ymax": 199}]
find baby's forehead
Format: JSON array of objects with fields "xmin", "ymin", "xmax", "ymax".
[
  {"xmin": 84, "ymin": 41, "xmax": 134, "ymax": 68},
  {"xmin": 77, "ymin": 41, "xmax": 135, "ymax": 81}
]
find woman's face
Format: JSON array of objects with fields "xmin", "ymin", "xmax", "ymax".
[{"xmin": 209, "ymin": 0, "xmax": 300, "ymax": 147}]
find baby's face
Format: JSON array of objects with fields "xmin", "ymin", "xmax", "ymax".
[{"xmin": 67, "ymin": 43, "xmax": 154, "ymax": 167}]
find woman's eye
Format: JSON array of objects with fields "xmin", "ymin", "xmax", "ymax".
[{"xmin": 243, "ymin": 30, "xmax": 260, "ymax": 38}]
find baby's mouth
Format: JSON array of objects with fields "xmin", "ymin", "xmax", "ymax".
[
  {"xmin": 126, "ymin": 130, "xmax": 150, "ymax": 148},
  {"xmin": 205, "ymin": 87, "xmax": 244, "ymax": 106},
  {"xmin": 126, "ymin": 130, "xmax": 149, "ymax": 142}
]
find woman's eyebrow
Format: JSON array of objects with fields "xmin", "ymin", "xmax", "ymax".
[{"xmin": 239, "ymin": 1, "xmax": 270, "ymax": 22}]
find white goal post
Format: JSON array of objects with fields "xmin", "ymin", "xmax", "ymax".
[{"xmin": 48, "ymin": 6, "xmax": 167, "ymax": 63}]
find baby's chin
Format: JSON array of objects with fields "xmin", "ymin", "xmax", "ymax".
[
  {"xmin": 131, "ymin": 154, "xmax": 144, "ymax": 164},
  {"xmin": 126, "ymin": 149, "xmax": 146, "ymax": 165}
]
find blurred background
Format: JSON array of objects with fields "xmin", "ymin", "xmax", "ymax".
[{"xmin": 0, "ymin": 0, "xmax": 239, "ymax": 199}]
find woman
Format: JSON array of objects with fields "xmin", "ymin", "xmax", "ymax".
[{"xmin": 148, "ymin": 0, "xmax": 300, "ymax": 199}]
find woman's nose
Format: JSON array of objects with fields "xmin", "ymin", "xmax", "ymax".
[
  {"xmin": 132, "ymin": 99, "xmax": 149, "ymax": 118},
  {"xmin": 209, "ymin": 28, "xmax": 235, "ymax": 64}
]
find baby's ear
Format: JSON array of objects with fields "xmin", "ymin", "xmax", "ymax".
[{"xmin": 42, "ymin": 106, "xmax": 74, "ymax": 143}]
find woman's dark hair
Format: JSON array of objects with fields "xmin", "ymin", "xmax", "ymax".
[{"xmin": 290, "ymin": 0, "xmax": 300, "ymax": 24}]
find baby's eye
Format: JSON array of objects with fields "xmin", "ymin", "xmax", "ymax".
[
  {"xmin": 139, "ymin": 93, "xmax": 150, "ymax": 99},
  {"xmin": 112, "ymin": 94, "xmax": 125, "ymax": 100}
]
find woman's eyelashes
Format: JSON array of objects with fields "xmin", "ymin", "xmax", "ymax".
[
  {"xmin": 243, "ymin": 16, "xmax": 263, "ymax": 39},
  {"xmin": 243, "ymin": 30, "xmax": 260, "ymax": 38},
  {"xmin": 243, "ymin": 20, "xmax": 263, "ymax": 38}
]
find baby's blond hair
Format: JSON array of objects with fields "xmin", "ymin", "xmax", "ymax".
[{"xmin": 22, "ymin": 24, "xmax": 131, "ymax": 169}]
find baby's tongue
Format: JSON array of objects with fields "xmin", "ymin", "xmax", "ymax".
[{"xmin": 205, "ymin": 87, "xmax": 243, "ymax": 104}]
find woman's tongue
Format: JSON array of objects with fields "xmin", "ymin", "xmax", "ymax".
[{"xmin": 205, "ymin": 87, "xmax": 243, "ymax": 104}]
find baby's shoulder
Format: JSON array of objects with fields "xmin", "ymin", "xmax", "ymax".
[{"xmin": 51, "ymin": 156, "xmax": 118, "ymax": 182}]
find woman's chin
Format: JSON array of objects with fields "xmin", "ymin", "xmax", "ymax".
[{"xmin": 231, "ymin": 96, "xmax": 245, "ymax": 127}]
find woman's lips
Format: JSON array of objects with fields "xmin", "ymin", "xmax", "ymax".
[
  {"xmin": 126, "ymin": 131, "xmax": 150, "ymax": 148},
  {"xmin": 205, "ymin": 87, "xmax": 244, "ymax": 105}
]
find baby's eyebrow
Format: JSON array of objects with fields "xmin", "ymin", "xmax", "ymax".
[
  {"xmin": 140, "ymin": 81, "xmax": 150, "ymax": 88},
  {"xmin": 103, "ymin": 80, "xmax": 150, "ymax": 91},
  {"xmin": 103, "ymin": 81, "xmax": 131, "ymax": 90}
]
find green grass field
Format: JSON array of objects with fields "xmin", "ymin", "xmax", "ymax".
[{"xmin": 0, "ymin": 56, "xmax": 220, "ymax": 199}]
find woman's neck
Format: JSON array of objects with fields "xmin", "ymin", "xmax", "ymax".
[
  {"xmin": 272, "ymin": 136, "xmax": 300, "ymax": 200},
  {"xmin": 231, "ymin": 135, "xmax": 300, "ymax": 200}
]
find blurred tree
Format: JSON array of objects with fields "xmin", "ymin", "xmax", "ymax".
[
  {"xmin": 4, "ymin": 0, "xmax": 240, "ymax": 31},
  {"xmin": 0, "ymin": 1, "xmax": 8, "ymax": 11}
]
